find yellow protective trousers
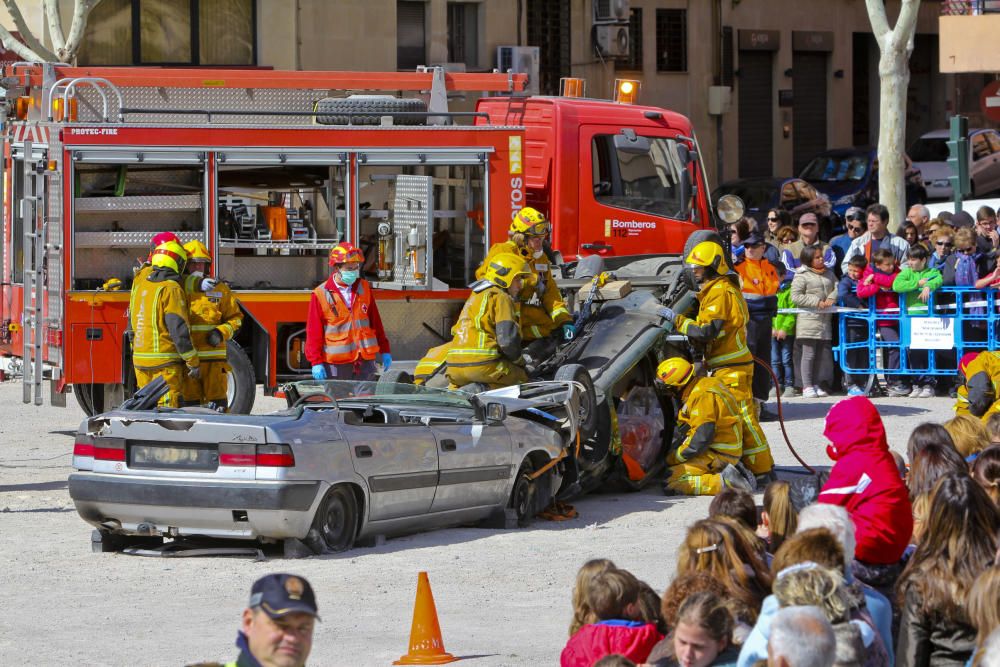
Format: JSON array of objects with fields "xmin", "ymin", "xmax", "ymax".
[
  {"xmin": 446, "ymin": 360, "xmax": 528, "ymax": 390},
  {"xmin": 711, "ymin": 364, "xmax": 774, "ymax": 475},
  {"xmin": 182, "ymin": 360, "xmax": 231, "ymax": 407},
  {"xmin": 665, "ymin": 450, "xmax": 739, "ymax": 496},
  {"xmin": 134, "ymin": 363, "xmax": 187, "ymax": 408},
  {"xmin": 414, "ymin": 342, "xmax": 452, "ymax": 384}
]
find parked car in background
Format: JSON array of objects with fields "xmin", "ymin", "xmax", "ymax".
[
  {"xmin": 799, "ymin": 147, "xmax": 927, "ymax": 223},
  {"xmin": 910, "ymin": 128, "xmax": 1000, "ymax": 200},
  {"xmin": 712, "ymin": 177, "xmax": 834, "ymax": 235}
]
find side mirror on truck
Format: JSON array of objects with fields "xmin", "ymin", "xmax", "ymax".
[
  {"xmin": 675, "ymin": 143, "xmax": 698, "ymax": 220},
  {"xmin": 613, "ymin": 130, "xmax": 652, "ymax": 155}
]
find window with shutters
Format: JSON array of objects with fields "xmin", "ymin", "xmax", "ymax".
[
  {"xmin": 397, "ymin": 1, "xmax": 428, "ymax": 71},
  {"xmin": 616, "ymin": 8, "xmax": 643, "ymax": 72},
  {"xmin": 527, "ymin": 0, "xmax": 570, "ymax": 96},
  {"xmin": 655, "ymin": 8, "xmax": 687, "ymax": 73},
  {"xmin": 78, "ymin": 0, "xmax": 256, "ymax": 66},
  {"xmin": 447, "ymin": 2, "xmax": 480, "ymax": 68}
]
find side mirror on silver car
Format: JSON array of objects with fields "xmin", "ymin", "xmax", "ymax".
[{"xmin": 485, "ymin": 401, "xmax": 506, "ymax": 424}]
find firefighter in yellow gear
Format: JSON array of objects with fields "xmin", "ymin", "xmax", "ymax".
[
  {"xmin": 445, "ymin": 252, "xmax": 532, "ymax": 389},
  {"xmin": 658, "ymin": 240, "xmax": 774, "ymax": 479},
  {"xmin": 129, "ymin": 239, "xmax": 198, "ymax": 408},
  {"xmin": 180, "ymin": 240, "xmax": 243, "ymax": 409},
  {"xmin": 475, "ymin": 207, "xmax": 573, "ymax": 342},
  {"xmin": 956, "ymin": 351, "xmax": 1000, "ymax": 420},
  {"xmin": 656, "ymin": 357, "xmax": 755, "ymax": 495},
  {"xmin": 413, "ymin": 340, "xmax": 453, "ymax": 385}
]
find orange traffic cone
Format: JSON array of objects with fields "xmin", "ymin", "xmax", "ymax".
[{"xmin": 394, "ymin": 571, "xmax": 459, "ymax": 665}]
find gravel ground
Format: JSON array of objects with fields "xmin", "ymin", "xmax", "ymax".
[{"xmin": 0, "ymin": 382, "xmax": 955, "ymax": 666}]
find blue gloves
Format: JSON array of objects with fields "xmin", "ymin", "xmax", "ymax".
[
  {"xmin": 562, "ymin": 323, "xmax": 576, "ymax": 341},
  {"xmin": 311, "ymin": 364, "xmax": 328, "ymax": 380},
  {"xmin": 658, "ymin": 306, "xmax": 676, "ymax": 321},
  {"xmin": 381, "ymin": 353, "xmax": 392, "ymax": 371}
]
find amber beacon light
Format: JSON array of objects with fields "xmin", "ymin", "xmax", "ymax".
[
  {"xmin": 614, "ymin": 79, "xmax": 640, "ymax": 105},
  {"xmin": 560, "ymin": 77, "xmax": 586, "ymax": 98}
]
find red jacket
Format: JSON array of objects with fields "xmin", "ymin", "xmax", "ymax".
[
  {"xmin": 305, "ymin": 276, "xmax": 390, "ymax": 366},
  {"xmin": 818, "ymin": 396, "xmax": 913, "ymax": 565},
  {"xmin": 855, "ymin": 266, "xmax": 900, "ymax": 327},
  {"xmin": 560, "ymin": 620, "xmax": 663, "ymax": 667}
]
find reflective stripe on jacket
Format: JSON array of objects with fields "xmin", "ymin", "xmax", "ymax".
[
  {"xmin": 674, "ymin": 275, "xmax": 752, "ymax": 369},
  {"xmin": 129, "ymin": 268, "xmax": 198, "ymax": 370},
  {"xmin": 312, "ymin": 279, "xmax": 379, "ymax": 364},
  {"xmin": 184, "ymin": 275, "xmax": 243, "ymax": 361},
  {"xmin": 446, "ymin": 283, "xmax": 521, "ymax": 367},
  {"xmin": 669, "ymin": 376, "xmax": 743, "ymax": 465}
]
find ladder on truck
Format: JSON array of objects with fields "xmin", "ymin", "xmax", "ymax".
[{"xmin": 21, "ymin": 140, "xmax": 46, "ymax": 405}]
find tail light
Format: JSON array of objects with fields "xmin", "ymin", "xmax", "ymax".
[
  {"xmin": 73, "ymin": 435, "xmax": 95, "ymax": 458},
  {"xmin": 94, "ymin": 437, "xmax": 126, "ymax": 461},
  {"xmin": 219, "ymin": 443, "xmax": 295, "ymax": 467}
]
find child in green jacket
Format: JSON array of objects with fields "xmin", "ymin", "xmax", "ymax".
[
  {"xmin": 772, "ymin": 281, "xmax": 797, "ymax": 396},
  {"xmin": 892, "ymin": 244, "xmax": 943, "ymax": 397}
]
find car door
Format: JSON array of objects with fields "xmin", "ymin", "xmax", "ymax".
[
  {"xmin": 340, "ymin": 416, "xmax": 439, "ymax": 522},
  {"xmin": 428, "ymin": 415, "xmax": 513, "ymax": 512}
]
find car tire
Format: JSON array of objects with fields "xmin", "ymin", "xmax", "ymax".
[
  {"xmin": 510, "ymin": 459, "xmax": 536, "ymax": 528},
  {"xmin": 554, "ymin": 363, "xmax": 598, "ymax": 440},
  {"xmin": 378, "ymin": 369, "xmax": 413, "ymax": 385},
  {"xmin": 91, "ymin": 529, "xmax": 126, "ymax": 553},
  {"xmin": 226, "ymin": 340, "xmax": 256, "ymax": 414},
  {"xmin": 314, "ymin": 96, "xmax": 427, "ymax": 126},
  {"xmin": 304, "ymin": 485, "xmax": 358, "ymax": 554}
]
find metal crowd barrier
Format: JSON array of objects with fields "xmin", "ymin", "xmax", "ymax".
[{"xmin": 832, "ymin": 286, "xmax": 999, "ymax": 376}]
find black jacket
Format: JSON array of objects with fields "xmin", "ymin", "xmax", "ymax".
[{"xmin": 895, "ymin": 585, "xmax": 975, "ymax": 667}]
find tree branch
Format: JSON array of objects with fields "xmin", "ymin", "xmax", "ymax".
[
  {"xmin": 43, "ymin": 0, "xmax": 66, "ymax": 55},
  {"xmin": 62, "ymin": 0, "xmax": 101, "ymax": 61},
  {"xmin": 892, "ymin": 0, "xmax": 922, "ymax": 53},
  {"xmin": 2, "ymin": 0, "xmax": 59, "ymax": 61},
  {"xmin": 0, "ymin": 23, "xmax": 48, "ymax": 62},
  {"xmin": 865, "ymin": 0, "xmax": 891, "ymax": 40}
]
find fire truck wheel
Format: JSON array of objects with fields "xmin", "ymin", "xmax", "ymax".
[
  {"xmin": 226, "ymin": 340, "xmax": 256, "ymax": 414},
  {"xmin": 314, "ymin": 96, "xmax": 428, "ymax": 126},
  {"xmin": 74, "ymin": 383, "xmax": 122, "ymax": 416},
  {"xmin": 554, "ymin": 363, "xmax": 598, "ymax": 440}
]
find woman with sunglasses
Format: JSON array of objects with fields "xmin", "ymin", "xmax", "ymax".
[
  {"xmin": 763, "ymin": 209, "xmax": 790, "ymax": 246},
  {"xmin": 930, "ymin": 228, "xmax": 955, "ymax": 272}
]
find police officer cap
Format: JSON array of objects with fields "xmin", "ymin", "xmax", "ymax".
[
  {"xmin": 248, "ymin": 573, "xmax": 320, "ymax": 620},
  {"xmin": 743, "ymin": 231, "xmax": 765, "ymax": 247}
]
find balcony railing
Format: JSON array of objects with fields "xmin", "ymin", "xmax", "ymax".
[{"xmin": 942, "ymin": 0, "xmax": 1000, "ymax": 15}]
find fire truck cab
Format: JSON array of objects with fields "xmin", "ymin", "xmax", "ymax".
[{"xmin": 0, "ymin": 64, "xmax": 714, "ymax": 414}]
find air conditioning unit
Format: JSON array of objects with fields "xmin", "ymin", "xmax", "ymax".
[
  {"xmin": 496, "ymin": 46, "xmax": 540, "ymax": 96},
  {"xmin": 594, "ymin": 24, "xmax": 630, "ymax": 59},
  {"xmin": 594, "ymin": 0, "xmax": 630, "ymax": 24}
]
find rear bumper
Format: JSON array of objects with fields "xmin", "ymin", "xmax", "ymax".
[{"xmin": 69, "ymin": 473, "xmax": 323, "ymax": 540}]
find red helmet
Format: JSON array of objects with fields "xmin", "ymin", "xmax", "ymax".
[
  {"xmin": 328, "ymin": 242, "xmax": 364, "ymax": 267},
  {"xmin": 960, "ymin": 351, "xmax": 980, "ymax": 377},
  {"xmin": 151, "ymin": 231, "xmax": 180, "ymax": 247}
]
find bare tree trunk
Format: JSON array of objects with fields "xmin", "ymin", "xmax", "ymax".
[
  {"xmin": 0, "ymin": 0, "xmax": 100, "ymax": 63},
  {"xmin": 866, "ymin": 0, "xmax": 921, "ymax": 233}
]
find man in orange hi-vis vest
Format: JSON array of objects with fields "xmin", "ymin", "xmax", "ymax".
[{"xmin": 305, "ymin": 243, "xmax": 390, "ymax": 381}]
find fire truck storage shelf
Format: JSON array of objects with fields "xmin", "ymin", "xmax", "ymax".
[
  {"xmin": 75, "ymin": 231, "xmax": 203, "ymax": 248},
  {"xmin": 74, "ymin": 194, "xmax": 202, "ymax": 212}
]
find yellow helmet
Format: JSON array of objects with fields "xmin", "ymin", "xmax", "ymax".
[
  {"xmin": 656, "ymin": 357, "xmax": 695, "ymax": 387},
  {"xmin": 183, "ymin": 240, "xmax": 212, "ymax": 263},
  {"xmin": 150, "ymin": 240, "xmax": 188, "ymax": 274},
  {"xmin": 510, "ymin": 207, "xmax": 551, "ymax": 237},
  {"xmin": 484, "ymin": 252, "xmax": 531, "ymax": 289},
  {"xmin": 685, "ymin": 241, "xmax": 726, "ymax": 273}
]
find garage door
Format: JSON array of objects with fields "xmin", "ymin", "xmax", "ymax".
[
  {"xmin": 793, "ymin": 52, "xmax": 828, "ymax": 174},
  {"xmin": 738, "ymin": 51, "xmax": 774, "ymax": 178}
]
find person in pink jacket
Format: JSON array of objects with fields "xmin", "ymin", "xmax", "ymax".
[
  {"xmin": 819, "ymin": 396, "xmax": 913, "ymax": 590},
  {"xmin": 856, "ymin": 248, "xmax": 906, "ymax": 395}
]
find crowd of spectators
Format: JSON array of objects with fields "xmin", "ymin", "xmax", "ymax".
[
  {"xmin": 560, "ymin": 398, "xmax": 1000, "ymax": 667},
  {"xmin": 729, "ymin": 203, "xmax": 1000, "ymax": 413}
]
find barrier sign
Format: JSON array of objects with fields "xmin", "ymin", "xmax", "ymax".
[{"xmin": 909, "ymin": 317, "xmax": 956, "ymax": 350}]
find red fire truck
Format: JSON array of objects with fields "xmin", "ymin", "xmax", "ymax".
[{"xmin": 0, "ymin": 63, "xmax": 714, "ymax": 413}]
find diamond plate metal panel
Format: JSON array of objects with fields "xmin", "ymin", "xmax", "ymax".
[
  {"xmin": 76, "ymin": 230, "xmax": 203, "ymax": 247},
  {"xmin": 215, "ymin": 253, "xmax": 329, "ymax": 291},
  {"xmin": 391, "ymin": 174, "xmax": 433, "ymax": 288},
  {"xmin": 375, "ymin": 300, "xmax": 463, "ymax": 359},
  {"xmin": 74, "ymin": 194, "xmax": 202, "ymax": 211},
  {"xmin": 76, "ymin": 86, "xmax": 322, "ymax": 126}
]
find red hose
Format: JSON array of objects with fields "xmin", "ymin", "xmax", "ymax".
[{"xmin": 753, "ymin": 353, "xmax": 816, "ymax": 474}]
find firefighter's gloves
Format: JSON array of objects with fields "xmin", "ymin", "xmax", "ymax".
[
  {"xmin": 206, "ymin": 329, "xmax": 224, "ymax": 347},
  {"xmin": 311, "ymin": 364, "xmax": 328, "ymax": 380},
  {"xmin": 201, "ymin": 277, "xmax": 219, "ymax": 292},
  {"xmin": 562, "ymin": 323, "xmax": 576, "ymax": 341},
  {"xmin": 657, "ymin": 306, "xmax": 676, "ymax": 322},
  {"xmin": 381, "ymin": 353, "xmax": 392, "ymax": 371},
  {"xmin": 187, "ymin": 365, "xmax": 201, "ymax": 380}
]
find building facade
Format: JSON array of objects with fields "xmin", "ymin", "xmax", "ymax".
[{"xmin": 4, "ymin": 0, "xmax": 980, "ymax": 187}]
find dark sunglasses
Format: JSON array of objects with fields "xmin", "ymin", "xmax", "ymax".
[
  {"xmin": 847, "ymin": 225, "xmax": 864, "ymax": 232},
  {"xmin": 959, "ymin": 246, "xmax": 976, "ymax": 254},
  {"xmin": 936, "ymin": 241, "xmax": 954, "ymax": 247},
  {"xmin": 767, "ymin": 216, "xmax": 779, "ymax": 222}
]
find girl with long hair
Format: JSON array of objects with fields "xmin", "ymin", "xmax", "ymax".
[{"xmin": 757, "ymin": 480, "xmax": 798, "ymax": 554}]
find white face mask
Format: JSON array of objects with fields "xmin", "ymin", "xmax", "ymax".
[{"xmin": 533, "ymin": 249, "xmax": 544, "ymax": 258}]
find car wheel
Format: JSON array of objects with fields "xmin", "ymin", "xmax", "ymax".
[
  {"xmin": 554, "ymin": 363, "xmax": 598, "ymax": 440},
  {"xmin": 510, "ymin": 459, "xmax": 536, "ymax": 528},
  {"xmin": 314, "ymin": 96, "xmax": 427, "ymax": 126},
  {"xmin": 91, "ymin": 529, "xmax": 126, "ymax": 553},
  {"xmin": 378, "ymin": 369, "xmax": 413, "ymax": 385},
  {"xmin": 226, "ymin": 340, "xmax": 256, "ymax": 414},
  {"xmin": 304, "ymin": 485, "xmax": 358, "ymax": 554}
]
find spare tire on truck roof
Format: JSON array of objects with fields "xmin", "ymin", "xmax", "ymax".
[{"xmin": 314, "ymin": 95, "xmax": 428, "ymax": 126}]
